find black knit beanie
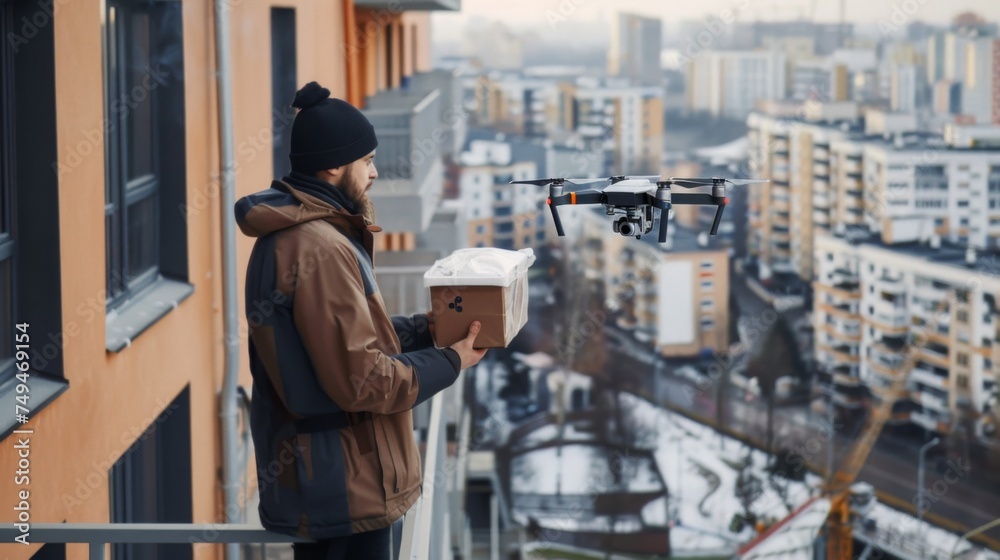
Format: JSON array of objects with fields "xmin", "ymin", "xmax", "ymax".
[{"xmin": 288, "ymin": 82, "xmax": 378, "ymax": 173}]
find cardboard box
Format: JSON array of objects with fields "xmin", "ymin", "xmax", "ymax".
[{"xmin": 424, "ymin": 248, "xmax": 534, "ymax": 349}]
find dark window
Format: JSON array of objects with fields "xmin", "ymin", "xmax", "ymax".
[
  {"xmin": 385, "ymin": 22, "xmax": 394, "ymax": 89},
  {"xmin": 0, "ymin": 0, "xmax": 71, "ymax": 435},
  {"xmin": 103, "ymin": 0, "xmax": 187, "ymax": 310},
  {"xmin": 271, "ymin": 8, "xmax": 296, "ymax": 178},
  {"xmin": 30, "ymin": 544, "xmax": 66, "ymax": 559},
  {"xmin": 0, "ymin": 0, "xmax": 13, "ymax": 378},
  {"xmin": 110, "ymin": 388, "xmax": 192, "ymax": 560},
  {"xmin": 989, "ymin": 166, "xmax": 1000, "ymax": 192}
]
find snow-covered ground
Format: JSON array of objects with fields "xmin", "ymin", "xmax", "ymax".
[
  {"xmin": 621, "ymin": 391, "xmax": 817, "ymax": 554},
  {"xmin": 510, "ymin": 443, "xmax": 663, "ymax": 496},
  {"xmin": 499, "ymin": 363, "xmax": 996, "ymax": 558}
]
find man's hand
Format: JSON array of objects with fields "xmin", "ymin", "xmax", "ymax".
[{"xmin": 449, "ymin": 321, "xmax": 488, "ymax": 370}]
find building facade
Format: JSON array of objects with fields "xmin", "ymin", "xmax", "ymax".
[{"xmin": 0, "ymin": 0, "xmax": 452, "ymax": 558}]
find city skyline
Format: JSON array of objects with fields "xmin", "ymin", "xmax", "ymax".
[{"xmin": 433, "ymin": 0, "xmax": 999, "ymax": 39}]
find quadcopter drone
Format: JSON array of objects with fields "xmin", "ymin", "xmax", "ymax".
[{"xmin": 509, "ymin": 175, "xmax": 769, "ymax": 242}]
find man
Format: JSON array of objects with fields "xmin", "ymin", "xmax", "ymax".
[{"xmin": 235, "ymin": 81, "xmax": 487, "ymax": 559}]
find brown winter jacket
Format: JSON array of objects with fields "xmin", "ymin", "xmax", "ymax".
[{"xmin": 236, "ymin": 176, "xmax": 461, "ymax": 538}]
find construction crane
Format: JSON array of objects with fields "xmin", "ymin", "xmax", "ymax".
[{"xmin": 822, "ymin": 332, "xmax": 928, "ymax": 560}]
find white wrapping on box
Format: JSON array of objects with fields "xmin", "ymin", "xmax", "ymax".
[{"xmin": 423, "ymin": 248, "xmax": 535, "ymax": 287}]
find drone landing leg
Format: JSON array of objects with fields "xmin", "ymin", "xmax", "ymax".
[
  {"xmin": 549, "ymin": 203, "xmax": 566, "ymax": 236},
  {"xmin": 710, "ymin": 204, "xmax": 725, "ymax": 235},
  {"xmin": 657, "ymin": 203, "xmax": 671, "ymax": 243}
]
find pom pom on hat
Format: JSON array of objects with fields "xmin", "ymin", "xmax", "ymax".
[{"xmin": 291, "ymin": 81, "xmax": 331, "ymax": 111}]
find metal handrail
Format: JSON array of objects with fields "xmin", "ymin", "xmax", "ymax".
[
  {"xmin": 0, "ymin": 523, "xmax": 309, "ymax": 560},
  {"xmin": 397, "ymin": 390, "xmax": 446, "ymax": 560}
]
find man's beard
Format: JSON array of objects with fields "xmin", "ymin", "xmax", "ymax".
[{"xmin": 359, "ymin": 195, "xmax": 376, "ymax": 224}]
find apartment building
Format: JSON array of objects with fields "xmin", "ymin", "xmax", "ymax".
[
  {"xmin": 814, "ymin": 233, "xmax": 1000, "ymax": 435},
  {"xmin": 747, "ymin": 107, "xmax": 860, "ymax": 281},
  {"xmin": 0, "ymin": 0, "xmax": 459, "ymax": 557},
  {"xmin": 749, "ymin": 105, "xmax": 1000, "ymax": 278},
  {"xmin": 609, "ymin": 13, "xmax": 663, "ymax": 87},
  {"xmin": 862, "ymin": 132, "xmax": 1000, "ymax": 250},
  {"xmin": 457, "ymin": 139, "xmax": 548, "ymax": 250},
  {"xmin": 579, "ymin": 211, "xmax": 730, "ymax": 358}
]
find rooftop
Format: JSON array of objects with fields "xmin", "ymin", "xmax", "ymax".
[{"xmin": 830, "ymin": 227, "xmax": 1000, "ymax": 276}]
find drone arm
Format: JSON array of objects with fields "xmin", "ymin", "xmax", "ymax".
[
  {"xmin": 670, "ymin": 193, "xmax": 715, "ymax": 205},
  {"xmin": 571, "ymin": 190, "xmax": 604, "ymax": 205}
]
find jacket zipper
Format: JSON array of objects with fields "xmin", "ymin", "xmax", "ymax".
[{"xmin": 379, "ymin": 416, "xmax": 400, "ymax": 494}]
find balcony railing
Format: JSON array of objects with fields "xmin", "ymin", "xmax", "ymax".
[
  {"xmin": 399, "ymin": 391, "xmax": 452, "ymax": 559},
  {"xmin": 918, "ymin": 391, "xmax": 950, "ymax": 414},
  {"xmin": 910, "ymin": 366, "xmax": 947, "ymax": 390},
  {"xmin": 0, "ymin": 389, "xmax": 459, "ymax": 560},
  {"xmin": 0, "ymin": 524, "xmax": 308, "ymax": 560}
]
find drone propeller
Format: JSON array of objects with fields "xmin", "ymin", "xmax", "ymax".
[
  {"xmin": 667, "ymin": 177, "xmax": 770, "ymax": 189},
  {"xmin": 509, "ymin": 177, "xmax": 608, "ymax": 187}
]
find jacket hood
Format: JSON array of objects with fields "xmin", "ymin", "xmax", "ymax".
[{"xmin": 235, "ymin": 180, "xmax": 381, "ymax": 238}]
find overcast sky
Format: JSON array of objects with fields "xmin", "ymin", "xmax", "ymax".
[{"xmin": 433, "ymin": 0, "xmax": 1000, "ymax": 34}]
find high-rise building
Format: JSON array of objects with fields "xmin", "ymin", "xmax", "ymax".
[
  {"xmin": 609, "ymin": 13, "xmax": 663, "ymax": 87},
  {"xmin": 927, "ymin": 32, "xmax": 948, "ymax": 86},
  {"xmin": 962, "ymin": 38, "xmax": 1000, "ymax": 124},
  {"xmin": 686, "ymin": 50, "xmax": 787, "ymax": 119}
]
